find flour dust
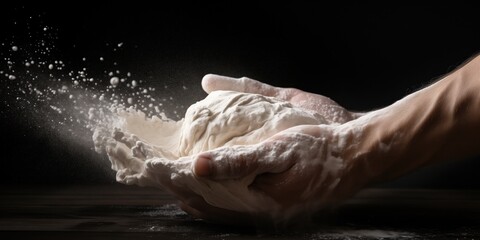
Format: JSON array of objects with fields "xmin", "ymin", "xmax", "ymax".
[
  {"xmin": 2, "ymin": 11, "xmax": 348, "ymax": 225},
  {"xmin": 0, "ymin": 12, "xmax": 189, "ymax": 176}
]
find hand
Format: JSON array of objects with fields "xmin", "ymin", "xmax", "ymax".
[
  {"xmin": 104, "ymin": 74, "xmax": 370, "ymax": 226},
  {"xmin": 175, "ymin": 75, "xmax": 370, "ymax": 224},
  {"xmin": 201, "ymin": 74, "xmax": 361, "ymax": 124},
  {"xmin": 189, "ymin": 123, "xmax": 367, "ymax": 224},
  {"xmin": 186, "ymin": 54, "xmax": 480, "ymax": 225},
  {"xmin": 104, "ymin": 130, "xmax": 254, "ymax": 225}
]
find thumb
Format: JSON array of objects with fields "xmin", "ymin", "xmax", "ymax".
[
  {"xmin": 193, "ymin": 146, "xmax": 263, "ymax": 180},
  {"xmin": 202, "ymin": 74, "xmax": 279, "ymax": 96},
  {"xmin": 193, "ymin": 140, "xmax": 295, "ymax": 180}
]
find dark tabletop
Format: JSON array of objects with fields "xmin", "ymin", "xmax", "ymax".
[{"xmin": 0, "ymin": 185, "xmax": 479, "ymax": 239}]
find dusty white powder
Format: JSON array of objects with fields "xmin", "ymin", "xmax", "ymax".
[
  {"xmin": 92, "ymin": 90, "xmax": 352, "ymax": 222},
  {"xmin": 0, "ymin": 15, "xmax": 356, "ymax": 223}
]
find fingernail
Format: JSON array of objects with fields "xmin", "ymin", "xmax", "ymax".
[{"xmin": 194, "ymin": 154, "xmax": 213, "ymax": 177}]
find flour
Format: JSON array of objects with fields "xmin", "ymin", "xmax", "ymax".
[
  {"xmin": 1, "ymin": 14, "xmax": 350, "ymax": 223},
  {"xmin": 92, "ymin": 90, "xmax": 344, "ymax": 221}
]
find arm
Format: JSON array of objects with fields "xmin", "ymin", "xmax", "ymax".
[
  {"xmin": 188, "ymin": 55, "xmax": 480, "ymax": 223},
  {"xmin": 352, "ymin": 54, "xmax": 480, "ymax": 184}
]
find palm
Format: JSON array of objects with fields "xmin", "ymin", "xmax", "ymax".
[{"xmin": 187, "ymin": 124, "xmax": 363, "ymax": 224}]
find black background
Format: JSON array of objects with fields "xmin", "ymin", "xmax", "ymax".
[{"xmin": 1, "ymin": 2, "xmax": 480, "ymax": 188}]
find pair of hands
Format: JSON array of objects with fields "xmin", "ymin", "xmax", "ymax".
[
  {"xmin": 173, "ymin": 74, "xmax": 368, "ymax": 224},
  {"xmin": 107, "ymin": 54, "xmax": 480, "ymax": 226},
  {"xmin": 105, "ymin": 74, "xmax": 370, "ymax": 225}
]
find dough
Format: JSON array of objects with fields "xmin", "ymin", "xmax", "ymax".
[{"xmin": 92, "ymin": 90, "xmax": 327, "ymax": 217}]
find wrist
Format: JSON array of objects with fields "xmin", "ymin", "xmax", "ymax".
[{"xmin": 347, "ymin": 55, "xmax": 480, "ymax": 184}]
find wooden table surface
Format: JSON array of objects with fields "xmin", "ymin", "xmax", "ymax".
[{"xmin": 1, "ymin": 185, "xmax": 479, "ymax": 239}]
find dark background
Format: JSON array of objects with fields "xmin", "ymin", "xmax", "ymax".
[{"xmin": 1, "ymin": 2, "xmax": 480, "ymax": 188}]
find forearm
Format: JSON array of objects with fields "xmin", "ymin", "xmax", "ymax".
[{"xmin": 352, "ymin": 55, "xmax": 480, "ymax": 183}]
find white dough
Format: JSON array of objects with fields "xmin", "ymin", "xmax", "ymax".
[{"xmin": 93, "ymin": 90, "xmax": 329, "ymax": 218}]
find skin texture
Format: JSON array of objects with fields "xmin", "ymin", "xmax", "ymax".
[
  {"xmin": 201, "ymin": 74, "xmax": 359, "ymax": 124},
  {"xmin": 186, "ymin": 54, "xmax": 480, "ymax": 224},
  {"xmin": 109, "ymin": 54, "xmax": 480, "ymax": 226},
  {"xmin": 181, "ymin": 76, "xmax": 367, "ymax": 224},
  {"xmin": 352, "ymin": 54, "xmax": 480, "ymax": 183}
]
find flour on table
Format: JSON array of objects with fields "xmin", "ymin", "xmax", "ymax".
[{"xmin": 92, "ymin": 90, "xmax": 329, "ymax": 219}]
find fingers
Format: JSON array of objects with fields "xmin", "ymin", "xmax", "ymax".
[
  {"xmin": 105, "ymin": 143, "xmax": 145, "ymax": 173},
  {"xmin": 179, "ymin": 198, "xmax": 252, "ymax": 225},
  {"xmin": 112, "ymin": 129, "xmax": 140, "ymax": 149},
  {"xmin": 202, "ymin": 74, "xmax": 279, "ymax": 96},
  {"xmin": 193, "ymin": 154, "xmax": 213, "ymax": 177},
  {"xmin": 193, "ymin": 146, "xmax": 261, "ymax": 180},
  {"xmin": 179, "ymin": 201, "xmax": 205, "ymax": 219},
  {"xmin": 194, "ymin": 140, "xmax": 295, "ymax": 181},
  {"xmin": 143, "ymin": 158, "xmax": 215, "ymax": 209}
]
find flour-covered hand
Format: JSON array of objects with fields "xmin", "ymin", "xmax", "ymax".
[
  {"xmin": 202, "ymin": 74, "xmax": 361, "ymax": 123},
  {"xmin": 191, "ymin": 124, "xmax": 367, "ymax": 223}
]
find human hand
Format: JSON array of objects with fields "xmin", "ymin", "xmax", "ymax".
[
  {"xmin": 173, "ymin": 75, "xmax": 370, "ymax": 224},
  {"xmin": 202, "ymin": 74, "xmax": 361, "ymax": 124},
  {"xmin": 103, "ymin": 75, "xmax": 370, "ymax": 226},
  {"xmin": 187, "ymin": 123, "xmax": 367, "ymax": 224},
  {"xmin": 104, "ymin": 130, "xmax": 254, "ymax": 225},
  {"xmin": 184, "ymin": 55, "xmax": 480, "ymax": 225}
]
